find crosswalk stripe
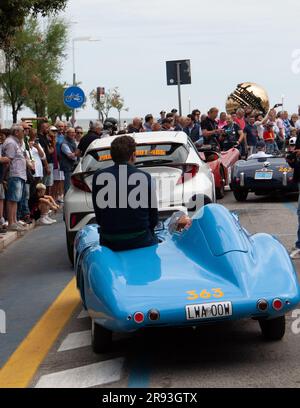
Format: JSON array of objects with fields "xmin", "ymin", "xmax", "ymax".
[
  {"xmin": 77, "ymin": 310, "xmax": 89, "ymax": 319},
  {"xmin": 35, "ymin": 357, "xmax": 124, "ymax": 388},
  {"xmin": 58, "ymin": 330, "xmax": 91, "ymax": 352},
  {"xmin": 0, "ymin": 278, "xmax": 80, "ymax": 388}
]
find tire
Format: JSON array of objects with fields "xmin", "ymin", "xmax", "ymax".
[
  {"xmin": 91, "ymin": 319, "xmax": 112, "ymax": 353},
  {"xmin": 216, "ymin": 167, "xmax": 226, "ymax": 199},
  {"xmin": 233, "ymin": 189, "xmax": 248, "ymax": 202},
  {"xmin": 66, "ymin": 229, "xmax": 74, "ymax": 266},
  {"xmin": 259, "ymin": 315, "xmax": 285, "ymax": 341},
  {"xmin": 216, "ymin": 185, "xmax": 225, "ymax": 200}
]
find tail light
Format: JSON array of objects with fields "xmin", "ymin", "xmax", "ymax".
[
  {"xmin": 272, "ymin": 299, "xmax": 283, "ymax": 311},
  {"xmin": 71, "ymin": 174, "xmax": 91, "ymax": 192},
  {"xmin": 177, "ymin": 164, "xmax": 199, "ymax": 185},
  {"xmin": 70, "ymin": 212, "xmax": 89, "ymax": 229},
  {"xmin": 148, "ymin": 309, "xmax": 160, "ymax": 321},
  {"xmin": 257, "ymin": 299, "xmax": 268, "ymax": 311},
  {"xmin": 133, "ymin": 312, "xmax": 144, "ymax": 324}
]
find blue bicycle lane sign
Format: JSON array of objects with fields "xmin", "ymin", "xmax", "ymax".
[{"xmin": 64, "ymin": 86, "xmax": 85, "ymax": 109}]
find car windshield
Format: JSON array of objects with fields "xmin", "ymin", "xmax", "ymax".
[{"xmin": 82, "ymin": 143, "xmax": 189, "ymax": 173}]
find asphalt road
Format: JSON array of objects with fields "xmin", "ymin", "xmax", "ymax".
[{"xmin": 1, "ymin": 191, "xmax": 300, "ymax": 388}]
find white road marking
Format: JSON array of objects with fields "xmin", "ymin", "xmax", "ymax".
[
  {"xmin": 35, "ymin": 357, "xmax": 124, "ymax": 388},
  {"xmin": 58, "ymin": 330, "xmax": 91, "ymax": 352},
  {"xmin": 77, "ymin": 310, "xmax": 89, "ymax": 319}
]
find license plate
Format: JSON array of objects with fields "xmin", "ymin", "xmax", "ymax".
[
  {"xmin": 185, "ymin": 301, "xmax": 232, "ymax": 321},
  {"xmin": 255, "ymin": 171, "xmax": 273, "ymax": 180}
]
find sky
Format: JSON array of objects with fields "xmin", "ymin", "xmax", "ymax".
[{"xmin": 12, "ymin": 0, "xmax": 300, "ymax": 121}]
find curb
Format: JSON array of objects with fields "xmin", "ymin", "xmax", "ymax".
[{"xmin": 0, "ymin": 222, "xmax": 36, "ymax": 252}]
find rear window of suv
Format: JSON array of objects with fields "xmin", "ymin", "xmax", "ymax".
[{"xmin": 82, "ymin": 143, "xmax": 189, "ymax": 173}]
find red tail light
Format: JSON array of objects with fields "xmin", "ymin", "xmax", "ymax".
[
  {"xmin": 133, "ymin": 312, "xmax": 144, "ymax": 324},
  {"xmin": 177, "ymin": 164, "xmax": 199, "ymax": 185},
  {"xmin": 272, "ymin": 299, "xmax": 283, "ymax": 311},
  {"xmin": 71, "ymin": 174, "xmax": 91, "ymax": 192}
]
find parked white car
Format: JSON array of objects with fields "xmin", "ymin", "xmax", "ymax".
[{"xmin": 64, "ymin": 131, "xmax": 215, "ymax": 263}]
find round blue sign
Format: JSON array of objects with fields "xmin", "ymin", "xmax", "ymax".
[{"xmin": 64, "ymin": 86, "xmax": 85, "ymax": 109}]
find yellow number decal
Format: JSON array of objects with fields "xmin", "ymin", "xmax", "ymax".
[
  {"xmin": 212, "ymin": 288, "xmax": 224, "ymax": 298},
  {"xmin": 186, "ymin": 290, "xmax": 199, "ymax": 301},
  {"xmin": 199, "ymin": 289, "xmax": 211, "ymax": 299}
]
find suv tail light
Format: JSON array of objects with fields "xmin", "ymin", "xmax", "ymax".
[
  {"xmin": 71, "ymin": 174, "xmax": 91, "ymax": 192},
  {"xmin": 176, "ymin": 164, "xmax": 199, "ymax": 185},
  {"xmin": 70, "ymin": 212, "xmax": 91, "ymax": 229}
]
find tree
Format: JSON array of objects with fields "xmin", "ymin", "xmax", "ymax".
[
  {"xmin": 24, "ymin": 17, "xmax": 68, "ymax": 117},
  {"xmin": 111, "ymin": 87, "xmax": 129, "ymax": 127},
  {"xmin": 0, "ymin": 17, "xmax": 68, "ymax": 122},
  {"xmin": 0, "ymin": 18, "xmax": 39, "ymax": 122},
  {"xmin": 90, "ymin": 87, "xmax": 128, "ymax": 123},
  {"xmin": 90, "ymin": 88, "xmax": 113, "ymax": 122},
  {"xmin": 0, "ymin": 0, "xmax": 67, "ymax": 49},
  {"xmin": 47, "ymin": 81, "xmax": 72, "ymax": 123}
]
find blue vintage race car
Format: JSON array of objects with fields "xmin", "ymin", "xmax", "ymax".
[{"xmin": 74, "ymin": 204, "xmax": 300, "ymax": 353}]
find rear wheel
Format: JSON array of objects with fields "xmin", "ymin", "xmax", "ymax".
[
  {"xmin": 259, "ymin": 315, "xmax": 285, "ymax": 341},
  {"xmin": 91, "ymin": 319, "xmax": 112, "ymax": 353},
  {"xmin": 66, "ymin": 229, "xmax": 74, "ymax": 266},
  {"xmin": 233, "ymin": 189, "xmax": 248, "ymax": 202},
  {"xmin": 216, "ymin": 167, "xmax": 226, "ymax": 199}
]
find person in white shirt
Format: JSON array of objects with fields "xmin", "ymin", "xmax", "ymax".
[
  {"xmin": 28, "ymin": 135, "xmax": 46, "ymax": 181},
  {"xmin": 247, "ymin": 141, "xmax": 273, "ymax": 160}
]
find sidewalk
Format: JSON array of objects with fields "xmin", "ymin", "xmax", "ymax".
[{"xmin": 0, "ymin": 222, "xmax": 36, "ymax": 252}]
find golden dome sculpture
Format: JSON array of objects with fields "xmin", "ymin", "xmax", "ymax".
[{"xmin": 226, "ymin": 82, "xmax": 270, "ymax": 115}]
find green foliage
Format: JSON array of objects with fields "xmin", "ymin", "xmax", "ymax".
[
  {"xmin": 0, "ymin": 0, "xmax": 67, "ymax": 48},
  {"xmin": 47, "ymin": 81, "xmax": 72, "ymax": 123},
  {"xmin": 90, "ymin": 87, "xmax": 128, "ymax": 122},
  {"xmin": 0, "ymin": 17, "xmax": 69, "ymax": 122}
]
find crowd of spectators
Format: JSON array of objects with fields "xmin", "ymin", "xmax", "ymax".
[
  {"xmin": 0, "ymin": 120, "xmax": 84, "ymax": 233},
  {"xmin": 1, "ymin": 104, "xmax": 299, "ymax": 234}
]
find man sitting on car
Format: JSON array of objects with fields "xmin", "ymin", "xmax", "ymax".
[
  {"xmin": 92, "ymin": 136, "xmax": 158, "ymax": 251},
  {"xmin": 247, "ymin": 141, "xmax": 273, "ymax": 160}
]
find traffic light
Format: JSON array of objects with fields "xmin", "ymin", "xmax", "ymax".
[{"xmin": 96, "ymin": 87, "xmax": 105, "ymax": 103}]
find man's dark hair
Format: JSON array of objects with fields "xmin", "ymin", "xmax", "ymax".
[
  {"xmin": 145, "ymin": 114, "xmax": 153, "ymax": 123},
  {"xmin": 0, "ymin": 128, "xmax": 10, "ymax": 137},
  {"xmin": 162, "ymin": 118, "xmax": 172, "ymax": 125},
  {"xmin": 166, "ymin": 112, "xmax": 174, "ymax": 119},
  {"xmin": 192, "ymin": 109, "xmax": 200, "ymax": 116},
  {"xmin": 111, "ymin": 136, "xmax": 136, "ymax": 164}
]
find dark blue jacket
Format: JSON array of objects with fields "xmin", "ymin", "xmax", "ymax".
[
  {"xmin": 60, "ymin": 137, "xmax": 77, "ymax": 172},
  {"xmin": 92, "ymin": 163, "xmax": 158, "ymax": 235},
  {"xmin": 183, "ymin": 124, "xmax": 200, "ymax": 143}
]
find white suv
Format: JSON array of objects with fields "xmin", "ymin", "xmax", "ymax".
[{"xmin": 64, "ymin": 131, "xmax": 215, "ymax": 263}]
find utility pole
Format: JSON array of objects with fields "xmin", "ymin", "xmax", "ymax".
[{"xmin": 176, "ymin": 62, "xmax": 182, "ymax": 116}]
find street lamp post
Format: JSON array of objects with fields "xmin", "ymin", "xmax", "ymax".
[{"xmin": 71, "ymin": 37, "xmax": 100, "ymax": 125}]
